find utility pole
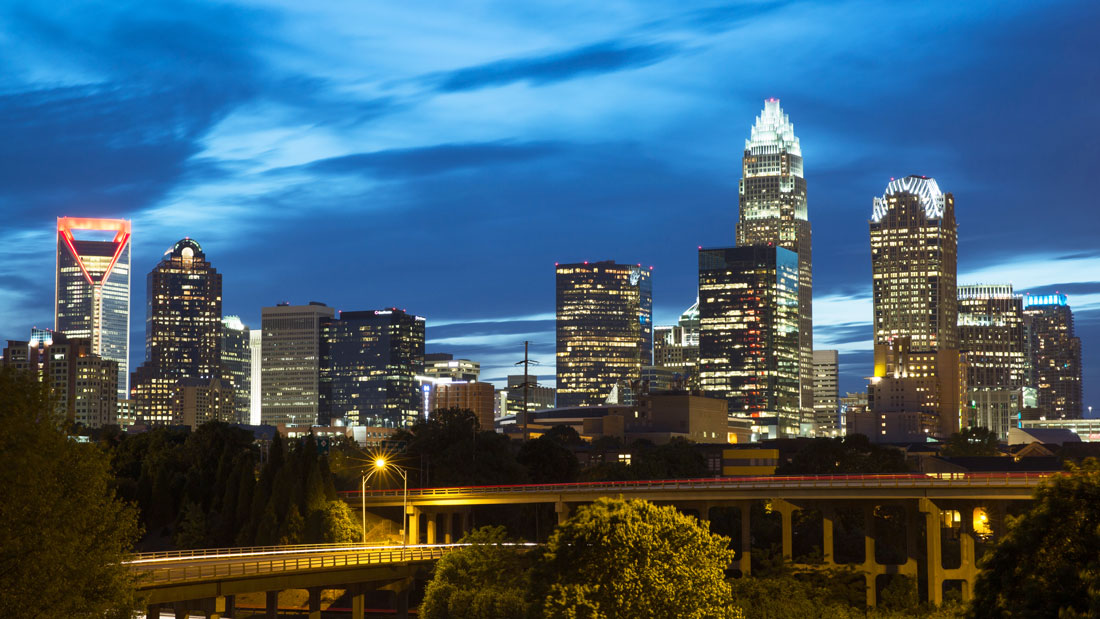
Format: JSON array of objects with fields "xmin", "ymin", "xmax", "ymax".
[{"xmin": 514, "ymin": 341, "xmax": 540, "ymax": 441}]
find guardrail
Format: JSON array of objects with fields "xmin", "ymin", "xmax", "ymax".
[
  {"xmin": 340, "ymin": 472, "xmax": 1054, "ymax": 499},
  {"xmin": 129, "ymin": 542, "xmax": 394, "ymax": 563},
  {"xmin": 132, "ymin": 545, "xmax": 457, "ymax": 585}
]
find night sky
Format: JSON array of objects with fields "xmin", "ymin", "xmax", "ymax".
[{"xmin": 1, "ymin": 1, "xmax": 1097, "ymax": 408}]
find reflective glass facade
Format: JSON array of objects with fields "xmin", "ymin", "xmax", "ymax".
[
  {"xmin": 131, "ymin": 238, "xmax": 224, "ymax": 424},
  {"xmin": 55, "ymin": 217, "xmax": 131, "ymax": 399},
  {"xmin": 1023, "ymin": 297, "xmax": 1083, "ymax": 419},
  {"xmin": 260, "ymin": 302, "xmax": 335, "ymax": 427},
  {"xmin": 221, "ymin": 315, "xmax": 252, "ymax": 423},
  {"xmin": 319, "ymin": 309, "xmax": 425, "ymax": 427},
  {"xmin": 698, "ymin": 246, "xmax": 800, "ymax": 438},
  {"xmin": 736, "ymin": 99, "xmax": 813, "ymax": 425},
  {"xmin": 555, "ymin": 261, "xmax": 653, "ymax": 408},
  {"xmin": 957, "ymin": 285, "xmax": 1028, "ymax": 439}
]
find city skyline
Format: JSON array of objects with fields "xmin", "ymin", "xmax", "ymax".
[{"xmin": 1, "ymin": 1, "xmax": 1097, "ymax": 407}]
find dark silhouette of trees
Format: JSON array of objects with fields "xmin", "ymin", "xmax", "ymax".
[
  {"xmin": 777, "ymin": 435, "xmax": 909, "ymax": 475},
  {"xmin": 941, "ymin": 427, "xmax": 1001, "ymax": 457}
]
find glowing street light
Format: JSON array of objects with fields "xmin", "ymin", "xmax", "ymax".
[{"xmin": 362, "ymin": 458, "xmax": 409, "ymax": 546}]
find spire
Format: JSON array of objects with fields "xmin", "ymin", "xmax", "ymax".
[{"xmin": 745, "ymin": 98, "xmax": 801, "ymax": 156}]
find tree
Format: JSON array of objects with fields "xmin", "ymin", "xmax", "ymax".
[
  {"xmin": 940, "ymin": 427, "xmax": 1001, "ymax": 457},
  {"xmin": 971, "ymin": 459, "xmax": 1100, "ymax": 618},
  {"xmin": 777, "ymin": 435, "xmax": 909, "ymax": 475},
  {"xmin": 421, "ymin": 526, "xmax": 535, "ymax": 619},
  {"xmin": 534, "ymin": 498, "xmax": 740, "ymax": 618},
  {"xmin": 518, "ymin": 435, "xmax": 580, "ymax": 483},
  {"xmin": 394, "ymin": 407, "xmax": 527, "ymax": 487},
  {"xmin": 0, "ymin": 367, "xmax": 141, "ymax": 617}
]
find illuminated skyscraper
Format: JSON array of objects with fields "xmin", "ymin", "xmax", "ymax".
[
  {"xmin": 131, "ymin": 239, "xmax": 225, "ymax": 424},
  {"xmin": 260, "ymin": 302, "xmax": 334, "ymax": 427},
  {"xmin": 957, "ymin": 285, "xmax": 1029, "ymax": 439},
  {"xmin": 652, "ymin": 300, "xmax": 701, "ymax": 389},
  {"xmin": 813, "ymin": 349, "xmax": 840, "ymax": 437},
  {"xmin": 698, "ymin": 246, "xmax": 800, "ymax": 439},
  {"xmin": 555, "ymin": 261, "xmax": 653, "ymax": 408},
  {"xmin": 1023, "ymin": 294, "xmax": 1083, "ymax": 419},
  {"xmin": 221, "ymin": 316, "xmax": 252, "ymax": 423},
  {"xmin": 55, "ymin": 217, "xmax": 131, "ymax": 399},
  {"xmin": 867, "ymin": 176, "xmax": 961, "ymax": 440},
  {"xmin": 319, "ymin": 309, "xmax": 425, "ymax": 427},
  {"xmin": 736, "ymin": 99, "xmax": 813, "ymax": 427}
]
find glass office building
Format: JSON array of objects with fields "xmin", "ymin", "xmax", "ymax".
[
  {"xmin": 55, "ymin": 217, "xmax": 131, "ymax": 399},
  {"xmin": 319, "ymin": 309, "xmax": 425, "ymax": 427},
  {"xmin": 555, "ymin": 261, "xmax": 653, "ymax": 408},
  {"xmin": 221, "ymin": 315, "xmax": 252, "ymax": 423},
  {"xmin": 1023, "ymin": 294, "xmax": 1083, "ymax": 419},
  {"xmin": 698, "ymin": 246, "xmax": 800, "ymax": 439}
]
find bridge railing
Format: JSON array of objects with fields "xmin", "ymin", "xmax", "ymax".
[
  {"xmin": 128, "ymin": 541, "xmax": 395, "ymax": 563},
  {"xmin": 132, "ymin": 545, "xmax": 457, "ymax": 585},
  {"xmin": 340, "ymin": 472, "xmax": 1053, "ymax": 499}
]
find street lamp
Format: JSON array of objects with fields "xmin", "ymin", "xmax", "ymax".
[{"xmin": 362, "ymin": 458, "xmax": 408, "ymax": 546}]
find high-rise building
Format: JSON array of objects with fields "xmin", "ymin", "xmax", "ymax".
[
  {"xmin": 221, "ymin": 316, "xmax": 252, "ymax": 423},
  {"xmin": 736, "ymin": 99, "xmax": 813, "ymax": 426},
  {"xmin": 868, "ymin": 176, "xmax": 961, "ymax": 440},
  {"xmin": 555, "ymin": 261, "xmax": 653, "ymax": 408},
  {"xmin": 652, "ymin": 300, "xmax": 701, "ymax": 389},
  {"xmin": 249, "ymin": 329, "xmax": 262, "ymax": 425},
  {"xmin": 1024, "ymin": 294, "xmax": 1083, "ymax": 419},
  {"xmin": 131, "ymin": 239, "xmax": 225, "ymax": 425},
  {"xmin": 260, "ymin": 302, "xmax": 335, "ymax": 428},
  {"xmin": 319, "ymin": 309, "xmax": 425, "ymax": 427},
  {"xmin": 812, "ymin": 350, "xmax": 840, "ymax": 437},
  {"xmin": 698, "ymin": 245, "xmax": 800, "ymax": 439},
  {"xmin": 55, "ymin": 217, "xmax": 131, "ymax": 399},
  {"xmin": 172, "ymin": 376, "xmax": 235, "ymax": 429},
  {"xmin": 495, "ymin": 375, "xmax": 557, "ymax": 417},
  {"xmin": 957, "ymin": 285, "xmax": 1029, "ymax": 439},
  {"xmin": 431, "ymin": 381, "xmax": 495, "ymax": 430},
  {"xmin": 422, "ymin": 353, "xmax": 480, "ymax": 382},
  {"xmin": 3, "ymin": 333, "xmax": 118, "ymax": 428}
]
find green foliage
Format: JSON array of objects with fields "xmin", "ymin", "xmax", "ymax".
[
  {"xmin": 971, "ymin": 459, "xmax": 1100, "ymax": 618},
  {"xmin": 777, "ymin": 434, "xmax": 910, "ymax": 475},
  {"xmin": 535, "ymin": 498, "xmax": 739, "ymax": 618},
  {"xmin": 580, "ymin": 438, "xmax": 709, "ymax": 481},
  {"xmin": 0, "ymin": 367, "xmax": 141, "ymax": 618},
  {"xmin": 518, "ymin": 433, "xmax": 581, "ymax": 483},
  {"xmin": 393, "ymin": 407, "xmax": 528, "ymax": 487},
  {"xmin": 731, "ymin": 573, "xmax": 961, "ymax": 619},
  {"xmin": 421, "ymin": 526, "xmax": 536, "ymax": 619},
  {"xmin": 940, "ymin": 427, "xmax": 1001, "ymax": 457}
]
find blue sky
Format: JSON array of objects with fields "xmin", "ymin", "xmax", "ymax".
[{"xmin": 1, "ymin": 0, "xmax": 1097, "ymax": 407}]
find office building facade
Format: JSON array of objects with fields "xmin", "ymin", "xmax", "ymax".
[
  {"xmin": 555, "ymin": 261, "xmax": 653, "ymax": 408},
  {"xmin": 957, "ymin": 284, "xmax": 1029, "ymax": 439},
  {"xmin": 736, "ymin": 99, "xmax": 813, "ymax": 425},
  {"xmin": 319, "ymin": 309, "xmax": 425, "ymax": 428},
  {"xmin": 698, "ymin": 245, "xmax": 800, "ymax": 439},
  {"xmin": 1024, "ymin": 294, "xmax": 1083, "ymax": 418},
  {"xmin": 130, "ymin": 239, "xmax": 225, "ymax": 424},
  {"xmin": 3, "ymin": 333, "xmax": 118, "ymax": 428},
  {"xmin": 495, "ymin": 374, "xmax": 557, "ymax": 417},
  {"xmin": 869, "ymin": 176, "xmax": 961, "ymax": 440},
  {"xmin": 260, "ymin": 302, "xmax": 335, "ymax": 427},
  {"xmin": 652, "ymin": 300, "xmax": 701, "ymax": 389},
  {"xmin": 55, "ymin": 217, "xmax": 131, "ymax": 399},
  {"xmin": 812, "ymin": 349, "xmax": 840, "ymax": 437},
  {"xmin": 221, "ymin": 316, "xmax": 252, "ymax": 423},
  {"xmin": 422, "ymin": 353, "xmax": 480, "ymax": 382},
  {"xmin": 431, "ymin": 381, "xmax": 495, "ymax": 430}
]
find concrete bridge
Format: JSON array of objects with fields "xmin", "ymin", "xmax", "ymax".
[
  {"xmin": 347, "ymin": 472, "xmax": 1050, "ymax": 606},
  {"xmin": 128, "ymin": 543, "xmax": 461, "ymax": 618}
]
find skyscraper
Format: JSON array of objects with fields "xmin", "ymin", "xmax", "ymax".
[
  {"xmin": 555, "ymin": 261, "xmax": 653, "ymax": 408},
  {"xmin": 698, "ymin": 245, "xmax": 800, "ymax": 439},
  {"xmin": 249, "ymin": 328, "xmax": 262, "ymax": 425},
  {"xmin": 813, "ymin": 350, "xmax": 840, "ymax": 437},
  {"xmin": 221, "ymin": 315, "xmax": 252, "ymax": 423},
  {"xmin": 1024, "ymin": 294, "xmax": 1083, "ymax": 419},
  {"xmin": 260, "ymin": 302, "xmax": 334, "ymax": 428},
  {"xmin": 652, "ymin": 300, "xmax": 700, "ymax": 389},
  {"xmin": 130, "ymin": 238, "xmax": 225, "ymax": 424},
  {"xmin": 319, "ymin": 308, "xmax": 425, "ymax": 427},
  {"xmin": 3, "ymin": 332, "xmax": 119, "ymax": 428},
  {"xmin": 957, "ymin": 284, "xmax": 1029, "ymax": 439},
  {"xmin": 868, "ymin": 176, "xmax": 961, "ymax": 440},
  {"xmin": 55, "ymin": 217, "xmax": 131, "ymax": 399},
  {"xmin": 736, "ymin": 99, "xmax": 813, "ymax": 426}
]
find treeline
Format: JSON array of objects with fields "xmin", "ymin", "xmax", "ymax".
[{"xmin": 112, "ymin": 422, "xmax": 357, "ymax": 549}]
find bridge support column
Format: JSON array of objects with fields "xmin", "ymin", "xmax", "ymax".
[
  {"xmin": 442, "ymin": 511, "xmax": 454, "ymax": 543},
  {"xmin": 921, "ymin": 498, "xmax": 944, "ymax": 606},
  {"xmin": 350, "ymin": 584, "xmax": 365, "ymax": 619},
  {"xmin": 555, "ymin": 502, "xmax": 571, "ymax": 526},
  {"xmin": 307, "ymin": 587, "xmax": 323, "ymax": 619},
  {"xmin": 173, "ymin": 603, "xmax": 188, "ymax": 619},
  {"xmin": 958, "ymin": 507, "xmax": 977, "ymax": 603},
  {"xmin": 773, "ymin": 499, "xmax": 795, "ymax": 561},
  {"xmin": 738, "ymin": 501, "xmax": 752, "ymax": 576},
  {"xmin": 396, "ymin": 582, "xmax": 412, "ymax": 619},
  {"xmin": 427, "ymin": 511, "xmax": 438, "ymax": 545},
  {"xmin": 407, "ymin": 507, "xmax": 420, "ymax": 545},
  {"xmin": 265, "ymin": 590, "xmax": 279, "ymax": 619},
  {"xmin": 862, "ymin": 503, "xmax": 877, "ymax": 608},
  {"xmin": 821, "ymin": 505, "xmax": 835, "ymax": 564},
  {"xmin": 146, "ymin": 603, "xmax": 161, "ymax": 619},
  {"xmin": 461, "ymin": 508, "xmax": 472, "ymax": 534}
]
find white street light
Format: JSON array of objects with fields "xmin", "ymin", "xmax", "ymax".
[{"xmin": 362, "ymin": 458, "xmax": 409, "ymax": 546}]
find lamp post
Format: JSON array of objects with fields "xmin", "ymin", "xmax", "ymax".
[{"xmin": 363, "ymin": 458, "xmax": 408, "ymax": 546}]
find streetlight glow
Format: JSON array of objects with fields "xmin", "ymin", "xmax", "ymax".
[{"xmin": 375, "ymin": 458, "xmax": 387, "ymax": 469}]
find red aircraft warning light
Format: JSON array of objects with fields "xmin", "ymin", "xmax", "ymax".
[{"xmin": 57, "ymin": 217, "xmax": 132, "ymax": 287}]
